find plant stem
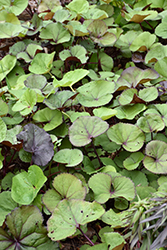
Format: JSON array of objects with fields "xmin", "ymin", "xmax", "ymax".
[
  {"xmin": 78, "ymin": 226, "xmax": 95, "ymax": 246},
  {"xmin": 91, "ymin": 140, "xmax": 102, "ymax": 168},
  {"xmin": 6, "ymin": 150, "xmax": 16, "ymax": 168}
]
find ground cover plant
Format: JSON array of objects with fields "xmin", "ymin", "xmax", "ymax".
[{"xmin": 1, "ymin": 0, "xmax": 167, "ymax": 249}]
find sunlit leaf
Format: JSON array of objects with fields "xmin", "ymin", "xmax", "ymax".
[
  {"xmin": 107, "ymin": 123, "xmax": 145, "ymax": 152},
  {"xmin": 69, "ymin": 116, "xmax": 109, "ymax": 147},
  {"xmin": 143, "ymin": 140, "xmax": 167, "ymax": 174},
  {"xmin": 11, "ymin": 165, "xmax": 47, "ymax": 205},
  {"xmin": 123, "ymin": 152, "xmax": 144, "ymax": 170},
  {"xmin": 54, "ymin": 149, "xmax": 83, "ymax": 167},
  {"xmin": 43, "ymin": 173, "xmax": 86, "ymax": 212},
  {"xmin": 29, "ymin": 52, "xmax": 55, "ymax": 74},
  {"xmin": 47, "ymin": 199, "xmax": 105, "ymax": 241},
  {"xmin": 137, "ymin": 113, "xmax": 165, "ymax": 133},
  {"xmin": 0, "ymin": 55, "xmax": 16, "ymax": 81},
  {"xmin": 88, "ymin": 173, "xmax": 135, "ymax": 203}
]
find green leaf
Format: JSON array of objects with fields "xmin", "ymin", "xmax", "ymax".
[
  {"xmin": 66, "ymin": 20, "xmax": 89, "ymax": 36},
  {"xmin": 12, "ymin": 88, "xmax": 37, "ymax": 116},
  {"xmin": 11, "ymin": 165, "xmax": 47, "ymax": 205},
  {"xmin": 59, "ymin": 45, "xmax": 88, "ymax": 64},
  {"xmin": 93, "ymin": 107, "xmax": 117, "ymax": 120},
  {"xmin": 115, "ymin": 104, "xmax": 147, "ymax": 120},
  {"xmin": 102, "ymin": 232, "xmax": 125, "ymax": 250},
  {"xmin": 118, "ymin": 89, "xmax": 138, "ymax": 105},
  {"xmin": 0, "ymin": 98, "xmax": 8, "ymax": 116},
  {"xmin": 155, "ymin": 21, "xmax": 167, "ymax": 39},
  {"xmin": 154, "ymin": 57, "xmax": 167, "ymax": 78},
  {"xmin": 24, "ymin": 74, "xmax": 47, "ymax": 90},
  {"xmin": 0, "ymin": 0, "xmax": 28, "ymax": 15},
  {"xmin": 29, "ymin": 52, "xmax": 55, "ymax": 74},
  {"xmin": 4, "ymin": 125, "xmax": 22, "ymax": 145},
  {"xmin": 138, "ymin": 87, "xmax": 158, "ymax": 102},
  {"xmin": 0, "ymin": 205, "xmax": 59, "ymax": 249},
  {"xmin": 0, "ymin": 23, "xmax": 27, "ymax": 39},
  {"xmin": 47, "ymin": 199, "xmax": 105, "ymax": 241},
  {"xmin": 0, "ymin": 54, "xmax": 16, "ymax": 81},
  {"xmin": 33, "ymin": 108, "xmax": 62, "ymax": 131},
  {"xmin": 39, "ymin": 23, "xmax": 70, "ymax": 44},
  {"xmin": 143, "ymin": 140, "xmax": 167, "ymax": 174},
  {"xmin": 107, "ymin": 123, "xmax": 145, "ymax": 152},
  {"xmin": 99, "ymin": 52, "xmax": 114, "ymax": 71},
  {"xmin": 0, "ymin": 117, "xmax": 7, "ymax": 143},
  {"xmin": 137, "ymin": 113, "xmax": 165, "ymax": 133},
  {"xmin": 130, "ymin": 32, "xmax": 156, "ymax": 52},
  {"xmin": 53, "ymin": 69, "xmax": 89, "ymax": 88},
  {"xmin": 43, "ymin": 173, "xmax": 86, "ymax": 212},
  {"xmin": 88, "ymin": 173, "xmax": 135, "ymax": 203},
  {"xmin": 0, "ymin": 191, "xmax": 17, "ymax": 226},
  {"xmin": 145, "ymin": 44, "xmax": 167, "ymax": 64},
  {"xmin": 88, "ymin": 20, "xmax": 116, "ymax": 46},
  {"xmin": 155, "ymin": 104, "xmax": 167, "ymax": 126},
  {"xmin": 77, "ymin": 80, "xmax": 115, "ymax": 107},
  {"xmin": 67, "ymin": 111, "xmax": 90, "ymax": 122},
  {"xmin": 53, "ymin": 149, "xmax": 83, "ymax": 167},
  {"xmin": 38, "ymin": 0, "xmax": 61, "ymax": 12},
  {"xmin": 67, "ymin": 0, "xmax": 89, "ymax": 14},
  {"xmin": 53, "ymin": 9, "xmax": 70, "ymax": 22},
  {"xmin": 69, "ymin": 116, "xmax": 109, "ymax": 147},
  {"xmin": 44, "ymin": 90, "xmax": 74, "ymax": 109},
  {"xmin": 102, "ymin": 208, "xmax": 129, "ymax": 227},
  {"xmin": 123, "ymin": 152, "xmax": 144, "ymax": 170},
  {"xmin": 116, "ymin": 67, "xmax": 159, "ymax": 89}
]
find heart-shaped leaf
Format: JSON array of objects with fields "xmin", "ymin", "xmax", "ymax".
[
  {"xmin": 0, "ymin": 191, "xmax": 17, "ymax": 226},
  {"xmin": 116, "ymin": 67, "xmax": 159, "ymax": 89},
  {"xmin": 43, "ymin": 173, "xmax": 86, "ymax": 212},
  {"xmin": 88, "ymin": 173, "xmax": 135, "ymax": 203},
  {"xmin": 143, "ymin": 140, "xmax": 167, "ymax": 174},
  {"xmin": 39, "ymin": 23, "xmax": 70, "ymax": 44},
  {"xmin": 0, "ymin": 54, "xmax": 16, "ymax": 81},
  {"xmin": 53, "ymin": 149, "xmax": 83, "ymax": 167},
  {"xmin": 137, "ymin": 113, "xmax": 165, "ymax": 133},
  {"xmin": 47, "ymin": 199, "xmax": 105, "ymax": 241},
  {"xmin": 29, "ymin": 52, "xmax": 55, "ymax": 74},
  {"xmin": 115, "ymin": 104, "xmax": 147, "ymax": 120},
  {"xmin": 0, "ymin": 205, "xmax": 59, "ymax": 249},
  {"xmin": 107, "ymin": 123, "xmax": 145, "ymax": 152},
  {"xmin": 129, "ymin": 32, "xmax": 156, "ymax": 52},
  {"xmin": 69, "ymin": 116, "xmax": 109, "ymax": 147},
  {"xmin": 12, "ymin": 88, "xmax": 37, "ymax": 116},
  {"xmin": 17, "ymin": 123, "xmax": 54, "ymax": 166},
  {"xmin": 77, "ymin": 80, "xmax": 115, "ymax": 107},
  {"xmin": 24, "ymin": 74, "xmax": 47, "ymax": 90},
  {"xmin": 33, "ymin": 108, "xmax": 62, "ymax": 131},
  {"xmin": 93, "ymin": 107, "xmax": 117, "ymax": 120},
  {"xmin": 11, "ymin": 165, "xmax": 47, "ymax": 205}
]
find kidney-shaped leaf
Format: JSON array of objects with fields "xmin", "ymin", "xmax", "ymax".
[
  {"xmin": 0, "ymin": 205, "xmax": 59, "ymax": 249},
  {"xmin": 137, "ymin": 113, "xmax": 165, "ymax": 133},
  {"xmin": 143, "ymin": 140, "xmax": 167, "ymax": 174},
  {"xmin": 17, "ymin": 123, "xmax": 54, "ymax": 166},
  {"xmin": 88, "ymin": 173, "xmax": 135, "ymax": 204},
  {"xmin": 24, "ymin": 74, "xmax": 47, "ymax": 90},
  {"xmin": 69, "ymin": 116, "xmax": 109, "ymax": 147},
  {"xmin": 47, "ymin": 199, "xmax": 105, "ymax": 241},
  {"xmin": 39, "ymin": 23, "xmax": 70, "ymax": 44},
  {"xmin": 54, "ymin": 149, "xmax": 83, "ymax": 167},
  {"xmin": 116, "ymin": 67, "xmax": 159, "ymax": 89},
  {"xmin": 11, "ymin": 165, "xmax": 47, "ymax": 205},
  {"xmin": 77, "ymin": 80, "xmax": 115, "ymax": 107},
  {"xmin": 43, "ymin": 173, "xmax": 86, "ymax": 212},
  {"xmin": 107, "ymin": 123, "xmax": 145, "ymax": 152},
  {"xmin": 29, "ymin": 52, "xmax": 55, "ymax": 74}
]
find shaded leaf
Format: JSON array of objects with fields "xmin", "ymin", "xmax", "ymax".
[
  {"xmin": 17, "ymin": 123, "xmax": 54, "ymax": 166},
  {"xmin": 123, "ymin": 152, "xmax": 144, "ymax": 170},
  {"xmin": 0, "ymin": 54, "xmax": 16, "ymax": 81},
  {"xmin": 137, "ymin": 113, "xmax": 165, "ymax": 133}
]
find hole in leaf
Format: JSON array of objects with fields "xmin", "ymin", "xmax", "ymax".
[
  {"xmin": 81, "ymin": 210, "xmax": 83, "ymax": 213},
  {"xmin": 51, "ymin": 230, "xmax": 54, "ymax": 233}
]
